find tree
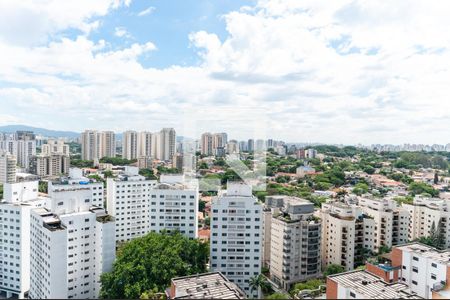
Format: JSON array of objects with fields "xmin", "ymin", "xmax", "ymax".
[
  {"xmin": 139, "ymin": 168, "xmax": 157, "ymax": 180},
  {"xmin": 409, "ymin": 182, "xmax": 439, "ymax": 197},
  {"xmin": 266, "ymin": 292, "xmax": 290, "ymax": 299},
  {"xmin": 434, "ymin": 172, "xmax": 439, "ymax": 184},
  {"xmin": 353, "ymin": 183, "xmax": 369, "ymax": 196},
  {"xmin": 100, "ymin": 232, "xmax": 209, "ymax": 299},
  {"xmin": 104, "ymin": 170, "xmax": 114, "ymax": 178},
  {"xmin": 323, "ymin": 264, "xmax": 345, "ymax": 277},
  {"xmin": 0, "ymin": 184, "xmax": 3, "ymax": 200},
  {"xmin": 38, "ymin": 181, "xmax": 48, "ymax": 194},
  {"xmin": 249, "ymin": 274, "xmax": 271, "ymax": 297}
]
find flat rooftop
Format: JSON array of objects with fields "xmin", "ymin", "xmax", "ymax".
[
  {"xmin": 328, "ymin": 270, "xmax": 422, "ymax": 299},
  {"xmin": 395, "ymin": 243, "xmax": 450, "ymax": 264},
  {"xmin": 169, "ymin": 272, "xmax": 246, "ymax": 299}
]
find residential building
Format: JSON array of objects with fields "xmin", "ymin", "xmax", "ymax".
[
  {"xmin": 227, "ymin": 140, "xmax": 239, "ymax": 154},
  {"xmin": 210, "ymin": 182, "xmax": 263, "ymax": 298},
  {"xmin": 42, "ymin": 139, "xmax": 70, "ymax": 156},
  {"xmin": 401, "ymin": 197, "xmax": 450, "ymax": 247},
  {"xmin": 106, "ymin": 170, "xmax": 198, "ymax": 243},
  {"xmin": 265, "ymin": 196, "xmax": 321, "ymax": 290},
  {"xmin": 122, "ymin": 130, "xmax": 138, "ymax": 160},
  {"xmin": 0, "ymin": 151, "xmax": 16, "ymax": 183},
  {"xmin": 81, "ymin": 130, "xmax": 100, "ymax": 161},
  {"xmin": 49, "ymin": 168, "xmax": 105, "ymax": 208},
  {"xmin": 326, "ymin": 268, "xmax": 421, "ymax": 299},
  {"xmin": 391, "ymin": 243, "xmax": 450, "ymax": 299},
  {"xmin": 358, "ymin": 197, "xmax": 410, "ymax": 252},
  {"xmin": 29, "ymin": 154, "xmax": 70, "ymax": 177},
  {"xmin": 138, "ymin": 131, "xmax": 152, "ymax": 158},
  {"xmin": 29, "ymin": 187, "xmax": 115, "ymax": 299},
  {"xmin": 0, "ymin": 181, "xmax": 48, "ymax": 299},
  {"xmin": 320, "ymin": 202, "xmax": 367, "ymax": 271},
  {"xmin": 159, "ymin": 128, "xmax": 176, "ymax": 161},
  {"xmin": 213, "ymin": 133, "xmax": 228, "ymax": 155},
  {"xmin": 247, "ymin": 139, "xmax": 254, "ymax": 152},
  {"xmin": 201, "ymin": 133, "xmax": 213, "ymax": 156},
  {"xmin": 167, "ymin": 272, "xmax": 246, "ymax": 299},
  {"xmin": 99, "ymin": 131, "xmax": 116, "ymax": 158}
]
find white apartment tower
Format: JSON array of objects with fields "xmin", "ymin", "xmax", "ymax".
[
  {"xmin": 81, "ymin": 130, "xmax": 100, "ymax": 161},
  {"xmin": 159, "ymin": 128, "xmax": 176, "ymax": 161},
  {"xmin": 320, "ymin": 202, "xmax": 366, "ymax": 271},
  {"xmin": 358, "ymin": 197, "xmax": 410, "ymax": 252},
  {"xmin": 29, "ymin": 154, "xmax": 70, "ymax": 177},
  {"xmin": 0, "ymin": 151, "xmax": 16, "ymax": 183},
  {"xmin": 265, "ymin": 196, "xmax": 322, "ymax": 290},
  {"xmin": 28, "ymin": 187, "xmax": 115, "ymax": 299},
  {"xmin": 210, "ymin": 182, "xmax": 263, "ymax": 298},
  {"xmin": 107, "ymin": 170, "xmax": 198, "ymax": 243},
  {"xmin": 122, "ymin": 130, "xmax": 138, "ymax": 160},
  {"xmin": 99, "ymin": 131, "xmax": 116, "ymax": 158},
  {"xmin": 138, "ymin": 132, "xmax": 152, "ymax": 157},
  {"xmin": 201, "ymin": 133, "xmax": 213, "ymax": 156},
  {"xmin": 42, "ymin": 139, "xmax": 70, "ymax": 156},
  {"xmin": 0, "ymin": 181, "xmax": 48, "ymax": 299}
]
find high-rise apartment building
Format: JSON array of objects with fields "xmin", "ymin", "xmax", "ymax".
[
  {"xmin": 29, "ymin": 187, "xmax": 115, "ymax": 299},
  {"xmin": 265, "ymin": 196, "xmax": 321, "ymax": 290},
  {"xmin": 201, "ymin": 133, "xmax": 213, "ymax": 156},
  {"xmin": 159, "ymin": 128, "xmax": 176, "ymax": 161},
  {"xmin": 247, "ymin": 139, "xmax": 254, "ymax": 152},
  {"xmin": 81, "ymin": 130, "xmax": 116, "ymax": 161},
  {"xmin": 358, "ymin": 197, "xmax": 410, "ymax": 252},
  {"xmin": 49, "ymin": 168, "xmax": 105, "ymax": 208},
  {"xmin": 0, "ymin": 132, "xmax": 36, "ymax": 170},
  {"xmin": 401, "ymin": 197, "xmax": 450, "ymax": 247},
  {"xmin": 99, "ymin": 131, "xmax": 116, "ymax": 158},
  {"xmin": 81, "ymin": 130, "xmax": 100, "ymax": 161},
  {"xmin": 0, "ymin": 151, "xmax": 16, "ymax": 183},
  {"xmin": 210, "ymin": 182, "xmax": 263, "ymax": 298},
  {"xmin": 29, "ymin": 154, "xmax": 70, "ymax": 177},
  {"xmin": 107, "ymin": 170, "xmax": 198, "ymax": 243},
  {"xmin": 138, "ymin": 131, "xmax": 152, "ymax": 157},
  {"xmin": 122, "ymin": 130, "xmax": 138, "ymax": 160},
  {"xmin": 320, "ymin": 202, "xmax": 367, "ymax": 271},
  {"xmin": 0, "ymin": 181, "xmax": 48, "ymax": 298},
  {"xmin": 42, "ymin": 139, "xmax": 70, "ymax": 156}
]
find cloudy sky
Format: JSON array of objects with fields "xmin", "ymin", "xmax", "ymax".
[{"xmin": 1, "ymin": 0, "xmax": 450, "ymax": 145}]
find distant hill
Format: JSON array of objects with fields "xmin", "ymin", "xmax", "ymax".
[{"xmin": 0, "ymin": 125, "xmax": 79, "ymax": 138}]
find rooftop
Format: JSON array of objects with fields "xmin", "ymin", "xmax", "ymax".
[
  {"xmin": 328, "ymin": 270, "xmax": 422, "ymax": 299},
  {"xmin": 168, "ymin": 272, "xmax": 246, "ymax": 299},
  {"xmin": 395, "ymin": 243, "xmax": 450, "ymax": 264}
]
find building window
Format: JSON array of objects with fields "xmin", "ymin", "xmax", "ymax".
[
  {"xmin": 413, "ymin": 256, "xmax": 419, "ymax": 261},
  {"xmin": 431, "ymin": 274, "xmax": 437, "ymax": 280},
  {"xmin": 412, "ymin": 267, "xmax": 418, "ymax": 273},
  {"xmin": 412, "ymin": 280, "xmax": 418, "ymax": 285},
  {"xmin": 432, "ymin": 263, "xmax": 437, "ymax": 268},
  {"xmin": 349, "ymin": 292, "xmax": 356, "ymax": 298}
]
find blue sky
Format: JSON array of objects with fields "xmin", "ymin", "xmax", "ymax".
[
  {"xmin": 86, "ymin": 0, "xmax": 254, "ymax": 68},
  {"xmin": 0, "ymin": 0, "xmax": 450, "ymax": 144}
]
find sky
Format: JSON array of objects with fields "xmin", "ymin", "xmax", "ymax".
[{"xmin": 1, "ymin": 0, "xmax": 450, "ymax": 145}]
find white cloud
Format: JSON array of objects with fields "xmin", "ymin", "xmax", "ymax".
[
  {"xmin": 1, "ymin": 0, "xmax": 450, "ymax": 144},
  {"xmin": 137, "ymin": 6, "xmax": 155, "ymax": 17},
  {"xmin": 114, "ymin": 27, "xmax": 131, "ymax": 38},
  {"xmin": 0, "ymin": 0, "xmax": 130, "ymax": 45}
]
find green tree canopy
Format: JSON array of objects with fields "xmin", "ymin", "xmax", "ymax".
[
  {"xmin": 100, "ymin": 232, "xmax": 209, "ymax": 299},
  {"xmin": 323, "ymin": 264, "xmax": 345, "ymax": 277}
]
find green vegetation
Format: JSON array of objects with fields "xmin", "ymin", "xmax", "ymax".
[
  {"xmin": 139, "ymin": 168, "xmax": 157, "ymax": 180},
  {"xmin": 249, "ymin": 274, "xmax": 272, "ymax": 296},
  {"xmin": 394, "ymin": 152, "xmax": 448, "ymax": 170},
  {"xmin": 394, "ymin": 196, "xmax": 414, "ymax": 205},
  {"xmin": 408, "ymin": 182, "xmax": 439, "ymax": 197},
  {"xmin": 290, "ymin": 279, "xmax": 324, "ymax": 296},
  {"xmin": 323, "ymin": 264, "xmax": 345, "ymax": 277},
  {"xmin": 352, "ymin": 182, "xmax": 369, "ymax": 195},
  {"xmin": 38, "ymin": 181, "xmax": 48, "ymax": 194},
  {"xmin": 417, "ymin": 221, "xmax": 446, "ymax": 250},
  {"xmin": 71, "ymin": 159, "xmax": 94, "ymax": 168},
  {"xmin": 156, "ymin": 166, "xmax": 179, "ymax": 174},
  {"xmin": 100, "ymin": 232, "xmax": 208, "ymax": 299},
  {"xmin": 100, "ymin": 157, "xmax": 137, "ymax": 166},
  {"xmin": 0, "ymin": 184, "xmax": 3, "ymax": 200},
  {"xmin": 265, "ymin": 292, "xmax": 290, "ymax": 299}
]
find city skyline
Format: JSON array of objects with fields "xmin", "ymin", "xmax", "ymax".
[{"xmin": 1, "ymin": 1, "xmax": 450, "ymax": 144}]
